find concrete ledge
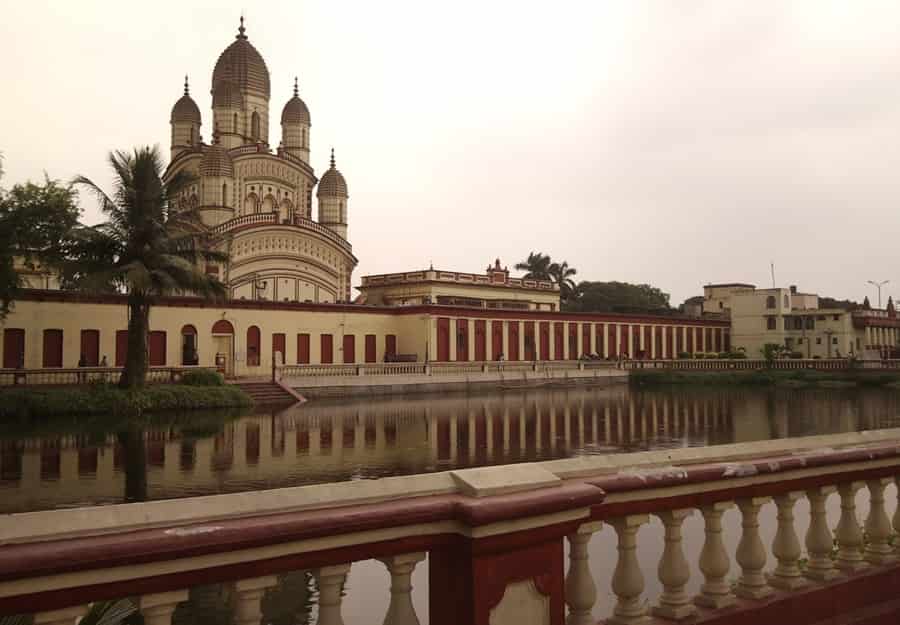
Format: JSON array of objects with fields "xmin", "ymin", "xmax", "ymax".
[
  {"xmin": 450, "ymin": 464, "xmax": 560, "ymax": 498},
  {"xmin": 290, "ymin": 368, "xmax": 628, "ymax": 398}
]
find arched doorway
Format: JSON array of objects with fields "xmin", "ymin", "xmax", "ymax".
[
  {"xmin": 212, "ymin": 319, "xmax": 235, "ymax": 377},
  {"xmin": 181, "ymin": 325, "xmax": 198, "ymax": 365}
]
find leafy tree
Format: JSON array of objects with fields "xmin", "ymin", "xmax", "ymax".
[
  {"xmin": 0, "ymin": 176, "xmax": 80, "ymax": 320},
  {"xmin": 549, "ymin": 260, "xmax": 577, "ymax": 303},
  {"xmin": 566, "ymin": 281, "xmax": 672, "ymax": 314},
  {"xmin": 64, "ymin": 146, "xmax": 226, "ymax": 388},
  {"xmin": 761, "ymin": 342, "xmax": 787, "ymax": 366},
  {"xmin": 514, "ymin": 251, "xmax": 553, "ymax": 281},
  {"xmin": 818, "ymin": 296, "xmax": 860, "ymax": 311}
]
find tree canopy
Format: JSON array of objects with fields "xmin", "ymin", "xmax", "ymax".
[
  {"xmin": 0, "ymin": 175, "xmax": 81, "ymax": 319},
  {"xmin": 565, "ymin": 281, "xmax": 673, "ymax": 314},
  {"xmin": 65, "ymin": 146, "xmax": 227, "ymax": 387},
  {"xmin": 514, "ymin": 252, "xmax": 553, "ymax": 281}
]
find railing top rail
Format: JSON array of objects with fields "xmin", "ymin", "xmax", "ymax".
[{"xmin": 6, "ymin": 427, "xmax": 900, "ymax": 546}]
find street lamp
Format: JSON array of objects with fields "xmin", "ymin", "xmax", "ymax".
[{"xmin": 867, "ymin": 280, "xmax": 890, "ymax": 309}]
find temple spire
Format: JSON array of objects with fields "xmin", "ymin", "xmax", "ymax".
[
  {"xmin": 330, "ymin": 147, "xmax": 336, "ymax": 168},
  {"xmin": 183, "ymin": 75, "xmax": 190, "ymax": 96},
  {"xmin": 293, "ymin": 76, "xmax": 299, "ymax": 97},
  {"xmin": 237, "ymin": 15, "xmax": 247, "ymax": 39}
]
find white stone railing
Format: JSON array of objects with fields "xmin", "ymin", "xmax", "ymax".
[
  {"xmin": 278, "ymin": 359, "xmax": 619, "ymax": 379},
  {"xmin": 210, "ymin": 212, "xmax": 354, "ymax": 255},
  {"xmin": 625, "ymin": 358, "xmax": 900, "ymax": 371},
  {"xmin": 0, "ymin": 365, "xmax": 220, "ymax": 386},
  {"xmin": 5, "ymin": 430, "xmax": 900, "ymax": 624}
]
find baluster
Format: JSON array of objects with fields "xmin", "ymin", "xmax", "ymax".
[
  {"xmin": 139, "ymin": 590, "xmax": 189, "ymax": 625},
  {"xmin": 893, "ymin": 476, "xmax": 900, "ymax": 554},
  {"xmin": 608, "ymin": 515, "xmax": 650, "ymax": 625},
  {"xmin": 805, "ymin": 486, "xmax": 839, "ymax": 581},
  {"xmin": 865, "ymin": 478, "xmax": 895, "ymax": 564},
  {"xmin": 565, "ymin": 521, "xmax": 603, "ymax": 625},
  {"xmin": 653, "ymin": 509, "xmax": 695, "ymax": 620},
  {"xmin": 33, "ymin": 606, "xmax": 89, "ymax": 625},
  {"xmin": 694, "ymin": 501, "xmax": 736, "ymax": 609},
  {"xmin": 836, "ymin": 482, "xmax": 868, "ymax": 572},
  {"xmin": 315, "ymin": 563, "xmax": 352, "ymax": 625},
  {"xmin": 379, "ymin": 552, "xmax": 426, "ymax": 625},
  {"xmin": 768, "ymin": 491, "xmax": 807, "ymax": 590},
  {"xmin": 735, "ymin": 497, "xmax": 773, "ymax": 599},
  {"xmin": 234, "ymin": 576, "xmax": 278, "ymax": 625}
]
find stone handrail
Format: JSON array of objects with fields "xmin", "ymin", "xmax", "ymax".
[
  {"xmin": 0, "ymin": 365, "xmax": 220, "ymax": 386},
  {"xmin": 277, "ymin": 359, "xmax": 618, "ymax": 378},
  {"xmin": 625, "ymin": 358, "xmax": 900, "ymax": 371},
  {"xmin": 4, "ymin": 429, "xmax": 900, "ymax": 623}
]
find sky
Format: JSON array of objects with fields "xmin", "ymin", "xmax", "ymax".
[{"xmin": 3, "ymin": 0, "xmax": 900, "ymax": 305}]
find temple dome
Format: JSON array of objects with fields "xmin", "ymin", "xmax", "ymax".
[
  {"xmin": 281, "ymin": 78, "xmax": 310, "ymax": 125},
  {"xmin": 211, "ymin": 18, "xmax": 270, "ymax": 102},
  {"xmin": 318, "ymin": 149, "xmax": 348, "ymax": 198},
  {"xmin": 199, "ymin": 141, "xmax": 234, "ymax": 177},
  {"xmin": 170, "ymin": 77, "xmax": 201, "ymax": 123}
]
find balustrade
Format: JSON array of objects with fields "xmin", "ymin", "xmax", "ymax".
[{"xmin": 7, "ymin": 431, "xmax": 900, "ymax": 625}]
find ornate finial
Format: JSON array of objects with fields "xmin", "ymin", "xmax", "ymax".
[
  {"xmin": 330, "ymin": 147, "xmax": 336, "ymax": 168},
  {"xmin": 184, "ymin": 75, "xmax": 190, "ymax": 96},
  {"xmin": 213, "ymin": 122, "xmax": 221, "ymax": 144},
  {"xmin": 293, "ymin": 76, "xmax": 299, "ymax": 97},
  {"xmin": 237, "ymin": 15, "xmax": 247, "ymax": 39}
]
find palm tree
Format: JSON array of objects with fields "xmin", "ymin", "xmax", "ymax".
[
  {"xmin": 65, "ymin": 146, "xmax": 226, "ymax": 388},
  {"xmin": 514, "ymin": 252, "xmax": 553, "ymax": 281},
  {"xmin": 549, "ymin": 260, "xmax": 578, "ymax": 304}
]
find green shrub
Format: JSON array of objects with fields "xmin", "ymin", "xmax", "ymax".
[
  {"xmin": 180, "ymin": 369, "xmax": 225, "ymax": 386},
  {"xmin": 693, "ymin": 352, "xmax": 705, "ymax": 359},
  {"xmin": 705, "ymin": 354, "xmax": 718, "ymax": 359},
  {"xmin": 789, "ymin": 351, "xmax": 803, "ymax": 359},
  {"xmin": 677, "ymin": 351, "xmax": 690, "ymax": 359},
  {"xmin": 0, "ymin": 383, "xmax": 252, "ymax": 421}
]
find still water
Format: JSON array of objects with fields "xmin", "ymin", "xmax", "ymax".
[
  {"xmin": 6, "ymin": 385, "xmax": 900, "ymax": 623},
  {"xmin": 3, "ymin": 385, "xmax": 900, "ymax": 514}
]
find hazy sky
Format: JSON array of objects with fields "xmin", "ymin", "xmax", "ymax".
[{"xmin": 4, "ymin": 1, "xmax": 900, "ymax": 305}]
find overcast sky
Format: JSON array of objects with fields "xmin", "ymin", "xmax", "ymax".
[{"xmin": 4, "ymin": 1, "xmax": 900, "ymax": 305}]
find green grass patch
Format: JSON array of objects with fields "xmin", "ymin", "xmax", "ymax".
[
  {"xmin": 629, "ymin": 368, "xmax": 900, "ymax": 388},
  {"xmin": 0, "ymin": 382, "xmax": 252, "ymax": 421}
]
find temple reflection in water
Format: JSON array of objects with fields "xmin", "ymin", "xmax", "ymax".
[{"xmin": 4, "ymin": 386, "xmax": 900, "ymax": 514}]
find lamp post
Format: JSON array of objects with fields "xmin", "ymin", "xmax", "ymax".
[{"xmin": 867, "ymin": 280, "xmax": 890, "ymax": 309}]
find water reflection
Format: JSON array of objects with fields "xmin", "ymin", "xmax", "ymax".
[{"xmin": 3, "ymin": 386, "xmax": 900, "ymax": 514}]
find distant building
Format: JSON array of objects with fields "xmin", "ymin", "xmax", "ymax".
[
  {"xmin": 357, "ymin": 259, "xmax": 559, "ymax": 311},
  {"xmin": 701, "ymin": 284, "xmax": 900, "ymax": 358}
]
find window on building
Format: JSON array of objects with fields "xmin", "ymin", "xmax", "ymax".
[
  {"xmin": 3, "ymin": 328, "xmax": 25, "ymax": 369},
  {"xmin": 784, "ymin": 295, "xmax": 790, "ymax": 307},
  {"xmin": 251, "ymin": 112, "xmax": 260, "ymax": 141},
  {"xmin": 798, "ymin": 338, "xmax": 803, "ymax": 345},
  {"xmin": 181, "ymin": 325, "xmax": 198, "ymax": 365},
  {"xmin": 766, "ymin": 296, "xmax": 776, "ymax": 309},
  {"xmin": 42, "ymin": 329, "xmax": 63, "ymax": 368},
  {"xmin": 767, "ymin": 317, "xmax": 777, "ymax": 330},
  {"xmin": 805, "ymin": 317, "xmax": 815, "ymax": 330},
  {"xmin": 246, "ymin": 326, "xmax": 261, "ymax": 367},
  {"xmin": 817, "ymin": 315, "xmax": 826, "ymax": 321},
  {"xmin": 833, "ymin": 337, "xmax": 838, "ymax": 345},
  {"xmin": 833, "ymin": 315, "xmax": 840, "ymax": 321},
  {"xmin": 233, "ymin": 112, "xmax": 238, "ymax": 133},
  {"xmin": 816, "ymin": 337, "xmax": 822, "ymax": 345},
  {"xmin": 222, "ymin": 182, "xmax": 227, "ymax": 207}
]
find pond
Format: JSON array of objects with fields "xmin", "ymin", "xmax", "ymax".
[{"xmin": 3, "ymin": 384, "xmax": 900, "ymax": 514}]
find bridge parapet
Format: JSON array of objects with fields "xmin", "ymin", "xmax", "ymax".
[{"xmin": 3, "ymin": 430, "xmax": 900, "ymax": 624}]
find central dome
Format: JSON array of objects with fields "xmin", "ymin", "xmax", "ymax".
[{"xmin": 211, "ymin": 18, "xmax": 270, "ymax": 101}]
